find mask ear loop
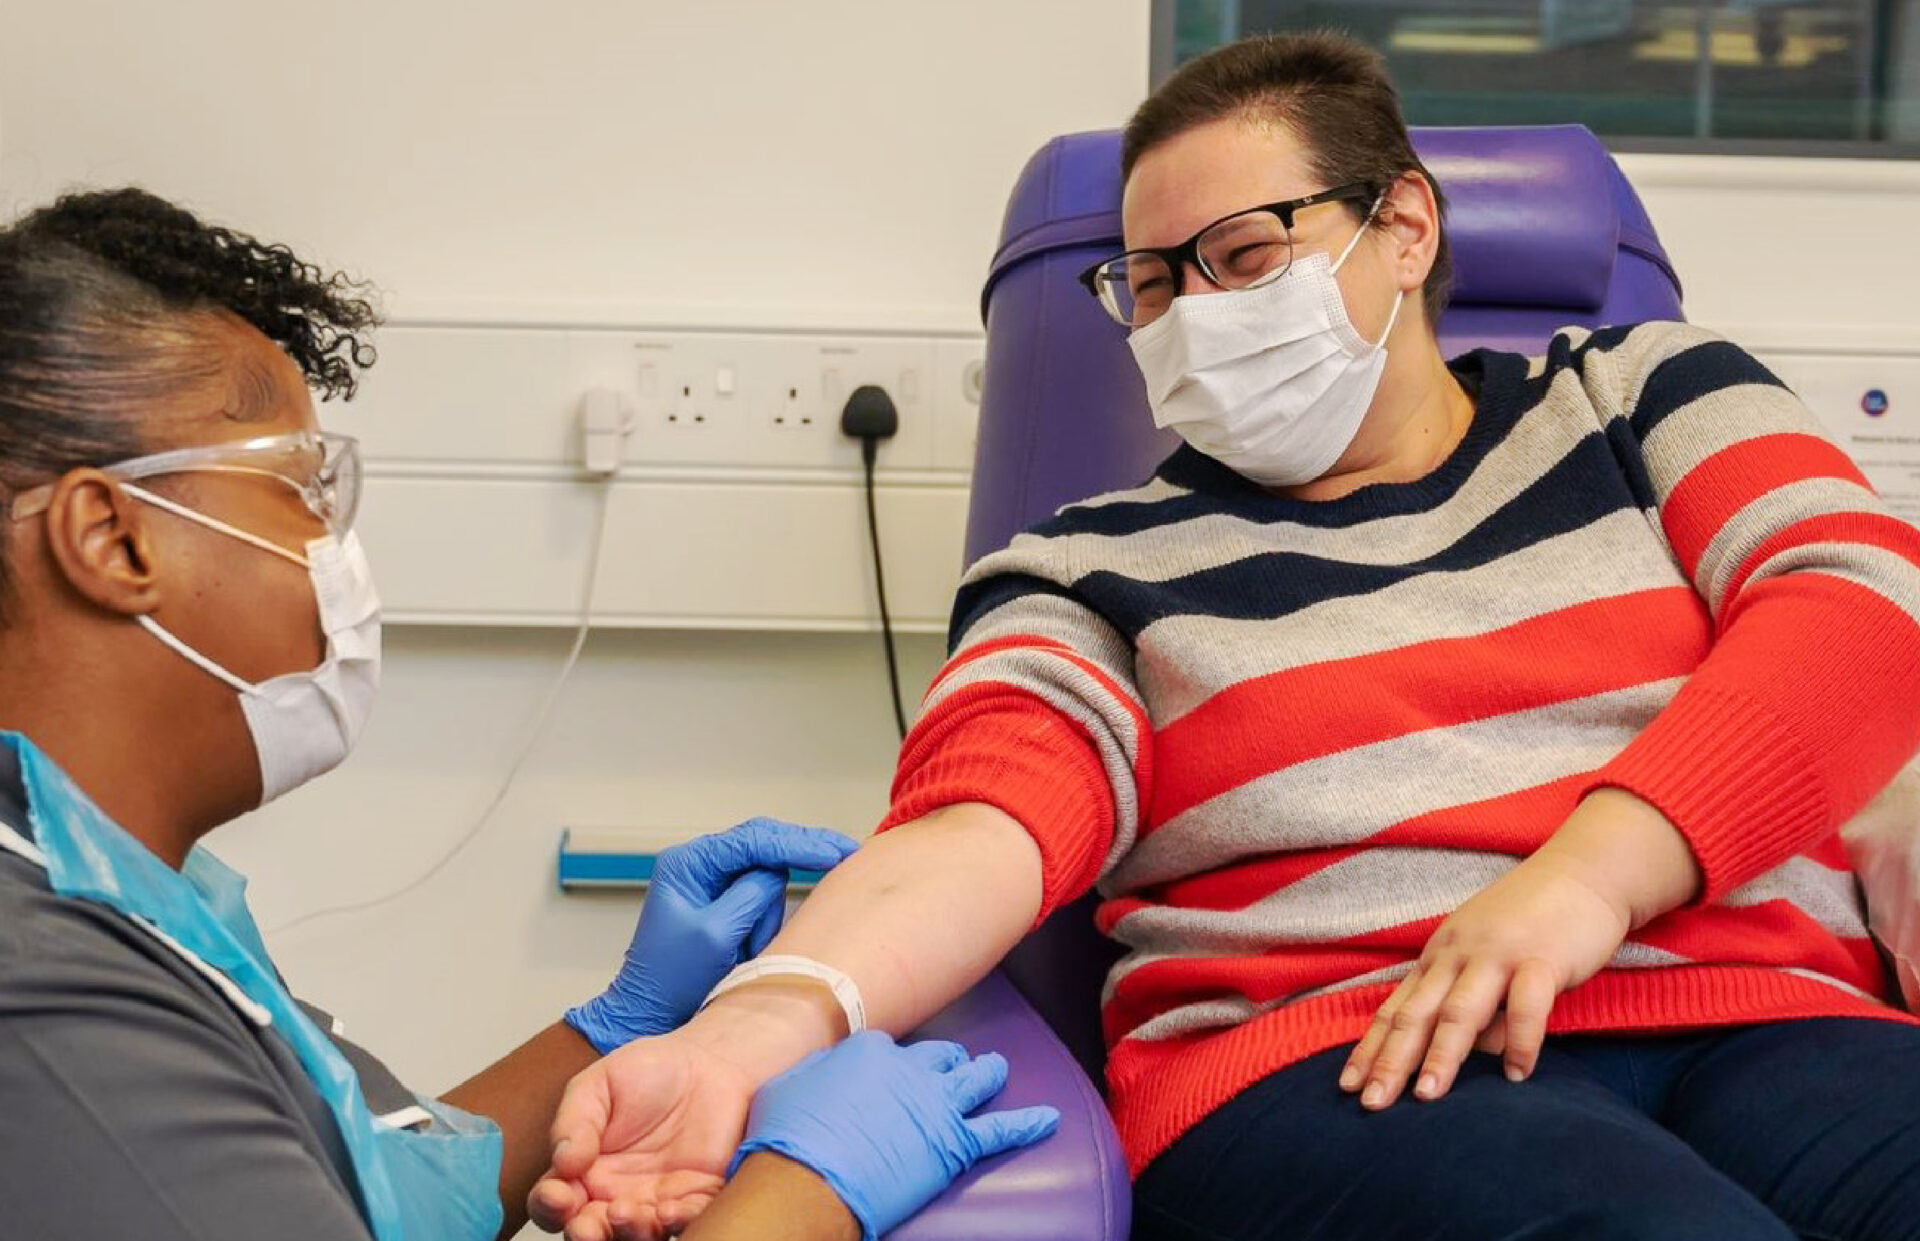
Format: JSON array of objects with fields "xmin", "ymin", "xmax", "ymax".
[
  {"xmin": 1330, "ymin": 194, "xmax": 1387, "ymax": 276},
  {"xmin": 1329, "ymin": 193, "xmax": 1405, "ymax": 350},
  {"xmin": 118, "ymin": 481, "xmax": 308, "ymax": 696},
  {"xmin": 120, "ymin": 483, "xmax": 310, "ymax": 569},
  {"xmin": 135, "ymin": 614, "xmax": 260, "ymax": 695}
]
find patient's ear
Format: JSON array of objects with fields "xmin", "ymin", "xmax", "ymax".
[
  {"xmin": 39, "ymin": 470, "xmax": 163, "ymax": 616},
  {"xmin": 1378, "ymin": 170, "xmax": 1441, "ymax": 291}
]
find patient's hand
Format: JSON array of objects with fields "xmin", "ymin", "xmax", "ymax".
[
  {"xmin": 527, "ymin": 1031, "xmax": 752, "ymax": 1241},
  {"xmin": 530, "ymin": 979, "xmax": 846, "ymax": 1240}
]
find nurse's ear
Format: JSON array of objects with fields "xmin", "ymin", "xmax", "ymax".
[{"xmin": 38, "ymin": 470, "xmax": 163, "ymax": 617}]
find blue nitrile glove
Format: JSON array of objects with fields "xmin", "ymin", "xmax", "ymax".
[
  {"xmin": 729, "ymin": 1031, "xmax": 1062, "ymax": 1241},
  {"xmin": 564, "ymin": 817, "xmax": 859, "ymax": 1053}
]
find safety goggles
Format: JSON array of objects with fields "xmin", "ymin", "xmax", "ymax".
[{"xmin": 9, "ymin": 430, "xmax": 362, "ymax": 536}]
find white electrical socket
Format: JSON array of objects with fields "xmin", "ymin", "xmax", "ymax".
[{"xmin": 630, "ymin": 333, "xmax": 950, "ymax": 470}]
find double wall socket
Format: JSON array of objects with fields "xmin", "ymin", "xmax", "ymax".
[
  {"xmin": 633, "ymin": 333, "xmax": 980, "ymax": 471},
  {"xmin": 330, "ymin": 325, "xmax": 983, "ymax": 475}
]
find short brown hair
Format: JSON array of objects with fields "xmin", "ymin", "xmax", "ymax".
[{"xmin": 1123, "ymin": 31, "xmax": 1452, "ymax": 326}]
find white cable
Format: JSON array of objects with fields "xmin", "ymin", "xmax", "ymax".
[{"xmin": 269, "ymin": 478, "xmax": 617, "ymax": 937}]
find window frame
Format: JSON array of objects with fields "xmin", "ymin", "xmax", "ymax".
[{"xmin": 1148, "ymin": 0, "xmax": 1920, "ymax": 161}]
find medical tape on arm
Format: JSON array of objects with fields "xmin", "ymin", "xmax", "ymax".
[{"xmin": 701, "ymin": 954, "xmax": 867, "ymax": 1036}]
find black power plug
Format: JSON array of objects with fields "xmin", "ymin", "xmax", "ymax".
[
  {"xmin": 840, "ymin": 384, "xmax": 900, "ymax": 464},
  {"xmin": 840, "ymin": 383, "xmax": 907, "ymax": 740}
]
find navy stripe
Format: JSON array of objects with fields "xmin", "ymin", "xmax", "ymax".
[
  {"xmin": 1073, "ymin": 431, "xmax": 1640, "ymax": 641},
  {"xmin": 1604, "ymin": 417, "xmax": 1659, "ymax": 512},
  {"xmin": 949, "ymin": 573, "xmax": 1084, "ymax": 651},
  {"xmin": 1629, "ymin": 339, "xmax": 1787, "ymax": 442},
  {"xmin": 1039, "ymin": 350, "xmax": 1537, "ymax": 541}
]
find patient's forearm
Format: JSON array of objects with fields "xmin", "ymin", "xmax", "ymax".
[{"xmin": 686, "ymin": 802, "xmax": 1044, "ymax": 1080}]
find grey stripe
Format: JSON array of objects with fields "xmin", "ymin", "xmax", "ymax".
[
  {"xmin": 1139, "ymin": 511, "xmax": 1689, "ymax": 725},
  {"xmin": 1741, "ymin": 545, "xmax": 1920, "ymax": 628},
  {"xmin": 1110, "ymin": 678, "xmax": 1684, "ymax": 892},
  {"xmin": 1694, "ymin": 477, "xmax": 1890, "ymax": 613},
  {"xmin": 1110, "ymin": 848, "xmax": 1517, "ymax": 957},
  {"xmin": 1112, "ymin": 942, "xmax": 1696, "ymax": 1044},
  {"xmin": 1069, "ymin": 476, "xmax": 1191, "ymax": 510},
  {"xmin": 1638, "ymin": 379, "xmax": 1833, "ymax": 503},
  {"xmin": 1722, "ymin": 855, "xmax": 1869, "ymax": 940}
]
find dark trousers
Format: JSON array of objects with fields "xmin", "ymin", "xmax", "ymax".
[{"xmin": 1134, "ymin": 1017, "xmax": 1920, "ymax": 1241}]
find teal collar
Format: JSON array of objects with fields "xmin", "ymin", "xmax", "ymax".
[{"xmin": 0, "ymin": 732, "xmax": 277, "ymax": 984}]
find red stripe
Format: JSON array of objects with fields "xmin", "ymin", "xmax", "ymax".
[
  {"xmin": 1102, "ymin": 948, "xmax": 1410, "ymax": 1043},
  {"xmin": 1094, "ymin": 896, "xmax": 1154, "ymax": 936},
  {"xmin": 879, "ymin": 685, "xmax": 1116, "ymax": 912},
  {"xmin": 1149, "ymin": 590, "xmax": 1710, "ymax": 828},
  {"xmin": 1370, "ymin": 773, "xmax": 1593, "ymax": 854},
  {"xmin": 1714, "ymin": 576, "xmax": 1920, "ymax": 819},
  {"xmin": 1636, "ymin": 899, "xmax": 1884, "ymax": 995},
  {"xmin": 923, "ymin": 631, "xmax": 1153, "ymax": 764},
  {"xmin": 1661, "ymin": 433, "xmax": 1870, "ymax": 582},
  {"xmin": 1721, "ymin": 510, "xmax": 1920, "ymax": 612}
]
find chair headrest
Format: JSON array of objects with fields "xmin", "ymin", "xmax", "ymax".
[{"xmin": 986, "ymin": 123, "xmax": 1643, "ymax": 320}]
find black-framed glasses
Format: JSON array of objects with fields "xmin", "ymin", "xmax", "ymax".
[{"xmin": 1077, "ymin": 182, "xmax": 1378, "ymax": 328}]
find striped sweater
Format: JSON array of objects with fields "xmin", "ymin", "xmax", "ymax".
[{"xmin": 880, "ymin": 321, "xmax": 1920, "ymax": 1175}]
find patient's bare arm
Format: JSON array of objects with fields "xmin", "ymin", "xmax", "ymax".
[
  {"xmin": 530, "ymin": 802, "xmax": 1046, "ymax": 1237},
  {"xmin": 740, "ymin": 801, "xmax": 1042, "ymax": 1030}
]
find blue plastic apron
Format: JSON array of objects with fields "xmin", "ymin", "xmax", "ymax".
[{"xmin": 0, "ymin": 733, "xmax": 503, "ymax": 1241}]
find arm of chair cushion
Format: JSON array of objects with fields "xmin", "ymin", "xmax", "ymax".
[{"xmin": 888, "ymin": 969, "xmax": 1129, "ymax": 1241}]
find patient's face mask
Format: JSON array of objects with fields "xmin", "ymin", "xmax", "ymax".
[
  {"xmin": 123, "ymin": 484, "xmax": 382, "ymax": 805},
  {"xmin": 1127, "ymin": 207, "xmax": 1403, "ymax": 487}
]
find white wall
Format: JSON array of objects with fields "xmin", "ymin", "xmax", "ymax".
[{"xmin": 4, "ymin": 0, "xmax": 1153, "ymax": 332}]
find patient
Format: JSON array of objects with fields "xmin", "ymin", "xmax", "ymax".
[{"xmin": 535, "ymin": 31, "xmax": 1920, "ymax": 1241}]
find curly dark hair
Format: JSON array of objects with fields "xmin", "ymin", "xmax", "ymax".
[
  {"xmin": 6, "ymin": 187, "xmax": 380, "ymax": 401},
  {"xmin": 0, "ymin": 186, "xmax": 381, "ymax": 610}
]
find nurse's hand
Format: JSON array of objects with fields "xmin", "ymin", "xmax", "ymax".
[
  {"xmin": 732, "ymin": 1032, "xmax": 1059, "ymax": 1241},
  {"xmin": 564, "ymin": 818, "xmax": 860, "ymax": 1054}
]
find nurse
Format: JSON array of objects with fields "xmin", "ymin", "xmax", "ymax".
[{"xmin": 0, "ymin": 187, "xmax": 1055, "ymax": 1241}]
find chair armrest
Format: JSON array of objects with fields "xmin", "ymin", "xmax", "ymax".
[{"xmin": 889, "ymin": 970, "xmax": 1130, "ymax": 1241}]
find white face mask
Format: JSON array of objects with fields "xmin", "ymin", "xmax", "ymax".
[
  {"xmin": 1127, "ymin": 211, "xmax": 1403, "ymax": 487},
  {"xmin": 123, "ymin": 484, "xmax": 382, "ymax": 806}
]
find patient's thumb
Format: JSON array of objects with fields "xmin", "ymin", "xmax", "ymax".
[
  {"xmin": 964, "ymin": 1105, "xmax": 1061, "ymax": 1158},
  {"xmin": 548, "ymin": 1073, "xmax": 612, "ymax": 1177}
]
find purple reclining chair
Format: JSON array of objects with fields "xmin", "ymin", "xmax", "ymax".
[{"xmin": 894, "ymin": 124, "xmax": 1684, "ymax": 1241}]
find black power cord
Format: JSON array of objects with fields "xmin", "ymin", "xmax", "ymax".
[{"xmin": 840, "ymin": 384, "xmax": 907, "ymax": 740}]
